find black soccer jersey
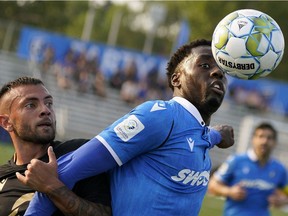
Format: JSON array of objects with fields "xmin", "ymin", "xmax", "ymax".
[{"xmin": 0, "ymin": 139, "xmax": 111, "ymax": 216}]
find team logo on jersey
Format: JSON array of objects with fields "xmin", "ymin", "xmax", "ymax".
[
  {"xmin": 171, "ymin": 169, "xmax": 210, "ymax": 186},
  {"xmin": 114, "ymin": 115, "xmax": 144, "ymax": 141},
  {"xmin": 10, "ymin": 192, "xmax": 34, "ymax": 215},
  {"xmin": 150, "ymin": 101, "xmax": 167, "ymax": 112},
  {"xmin": 0, "ymin": 178, "xmax": 7, "ymax": 191},
  {"xmin": 186, "ymin": 137, "xmax": 194, "ymax": 151},
  {"xmin": 240, "ymin": 179, "xmax": 274, "ymax": 190},
  {"xmin": 269, "ymin": 171, "xmax": 276, "ymax": 178},
  {"xmin": 242, "ymin": 166, "xmax": 250, "ymax": 174}
]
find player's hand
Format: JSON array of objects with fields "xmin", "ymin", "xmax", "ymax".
[
  {"xmin": 213, "ymin": 125, "xmax": 234, "ymax": 149},
  {"xmin": 268, "ymin": 190, "xmax": 288, "ymax": 208},
  {"xmin": 228, "ymin": 184, "xmax": 246, "ymax": 201},
  {"xmin": 16, "ymin": 146, "xmax": 64, "ymax": 193}
]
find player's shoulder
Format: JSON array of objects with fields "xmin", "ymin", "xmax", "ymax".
[
  {"xmin": 52, "ymin": 139, "xmax": 90, "ymax": 158},
  {"xmin": 128, "ymin": 100, "xmax": 175, "ymax": 129},
  {"xmin": 138, "ymin": 100, "xmax": 171, "ymax": 110},
  {"xmin": 0, "ymin": 160, "xmax": 24, "ymax": 180},
  {"xmin": 270, "ymin": 158, "xmax": 287, "ymax": 171},
  {"xmin": 236, "ymin": 153, "xmax": 248, "ymax": 160},
  {"xmin": 0, "ymin": 163, "xmax": 12, "ymax": 179},
  {"xmin": 225, "ymin": 153, "xmax": 247, "ymax": 164},
  {"xmin": 134, "ymin": 100, "xmax": 174, "ymax": 120}
]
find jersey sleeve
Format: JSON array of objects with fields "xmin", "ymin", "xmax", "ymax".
[
  {"xmin": 97, "ymin": 100, "xmax": 174, "ymax": 165},
  {"xmin": 208, "ymin": 128, "xmax": 222, "ymax": 148},
  {"xmin": 277, "ymin": 164, "xmax": 288, "ymax": 189},
  {"xmin": 214, "ymin": 155, "xmax": 237, "ymax": 185},
  {"xmin": 24, "ymin": 193, "xmax": 54, "ymax": 215}
]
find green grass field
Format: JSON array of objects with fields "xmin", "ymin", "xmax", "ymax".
[
  {"xmin": 0, "ymin": 144, "xmax": 287, "ymax": 215},
  {"xmin": 200, "ymin": 195, "xmax": 287, "ymax": 216},
  {"xmin": 0, "ymin": 143, "xmax": 14, "ymax": 164}
]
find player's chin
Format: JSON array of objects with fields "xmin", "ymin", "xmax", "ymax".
[{"xmin": 206, "ymin": 96, "xmax": 223, "ymax": 111}]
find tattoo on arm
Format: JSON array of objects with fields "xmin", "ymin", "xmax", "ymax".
[{"xmin": 48, "ymin": 186, "xmax": 111, "ymax": 216}]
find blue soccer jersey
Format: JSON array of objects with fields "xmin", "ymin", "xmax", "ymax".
[
  {"xmin": 25, "ymin": 96, "xmax": 221, "ymax": 216},
  {"xmin": 98, "ymin": 97, "xmax": 215, "ymax": 215},
  {"xmin": 214, "ymin": 149, "xmax": 288, "ymax": 216}
]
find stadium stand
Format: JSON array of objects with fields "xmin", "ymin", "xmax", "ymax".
[{"xmin": 0, "ymin": 50, "xmax": 287, "ymax": 168}]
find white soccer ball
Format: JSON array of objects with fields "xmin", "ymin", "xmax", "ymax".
[{"xmin": 212, "ymin": 9, "xmax": 285, "ymax": 79}]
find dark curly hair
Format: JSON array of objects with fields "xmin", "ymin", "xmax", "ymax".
[{"xmin": 166, "ymin": 39, "xmax": 211, "ymax": 90}]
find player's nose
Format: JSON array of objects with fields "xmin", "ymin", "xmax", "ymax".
[{"xmin": 211, "ymin": 65, "xmax": 225, "ymax": 80}]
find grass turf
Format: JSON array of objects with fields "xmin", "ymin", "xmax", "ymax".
[{"xmin": 200, "ymin": 195, "xmax": 288, "ymax": 216}]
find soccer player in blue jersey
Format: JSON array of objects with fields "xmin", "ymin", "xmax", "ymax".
[
  {"xmin": 208, "ymin": 122, "xmax": 288, "ymax": 216},
  {"xmin": 17, "ymin": 39, "xmax": 234, "ymax": 216}
]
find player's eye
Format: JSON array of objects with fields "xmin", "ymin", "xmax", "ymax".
[
  {"xmin": 46, "ymin": 101, "xmax": 53, "ymax": 108},
  {"xmin": 200, "ymin": 63, "xmax": 210, "ymax": 69},
  {"xmin": 25, "ymin": 103, "xmax": 35, "ymax": 108}
]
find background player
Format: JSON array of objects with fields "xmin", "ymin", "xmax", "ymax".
[{"xmin": 208, "ymin": 122, "xmax": 288, "ymax": 216}]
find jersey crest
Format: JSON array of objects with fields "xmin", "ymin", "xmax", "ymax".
[{"xmin": 114, "ymin": 115, "xmax": 145, "ymax": 142}]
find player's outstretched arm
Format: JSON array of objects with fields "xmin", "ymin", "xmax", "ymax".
[{"xmin": 17, "ymin": 146, "xmax": 111, "ymax": 216}]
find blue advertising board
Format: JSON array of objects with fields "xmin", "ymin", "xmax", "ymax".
[
  {"xmin": 17, "ymin": 26, "xmax": 168, "ymax": 80},
  {"xmin": 16, "ymin": 26, "xmax": 288, "ymax": 116}
]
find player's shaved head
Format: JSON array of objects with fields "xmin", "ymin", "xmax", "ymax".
[{"xmin": 0, "ymin": 77, "xmax": 44, "ymax": 114}]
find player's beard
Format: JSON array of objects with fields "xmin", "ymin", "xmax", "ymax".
[{"xmin": 13, "ymin": 123, "xmax": 56, "ymax": 145}]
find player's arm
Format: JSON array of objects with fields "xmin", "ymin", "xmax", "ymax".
[
  {"xmin": 17, "ymin": 139, "xmax": 116, "ymax": 216},
  {"xmin": 269, "ymin": 188, "xmax": 288, "ymax": 208},
  {"xmin": 268, "ymin": 184, "xmax": 288, "ymax": 209},
  {"xmin": 18, "ymin": 146, "xmax": 111, "ymax": 216},
  {"xmin": 42, "ymin": 184, "xmax": 111, "ymax": 215},
  {"xmin": 43, "ymin": 184, "xmax": 111, "ymax": 216},
  {"xmin": 208, "ymin": 157, "xmax": 246, "ymax": 201},
  {"xmin": 208, "ymin": 175, "xmax": 246, "ymax": 201}
]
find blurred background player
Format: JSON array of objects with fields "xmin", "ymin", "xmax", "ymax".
[
  {"xmin": 0, "ymin": 77, "xmax": 111, "ymax": 215},
  {"xmin": 208, "ymin": 122, "xmax": 288, "ymax": 216}
]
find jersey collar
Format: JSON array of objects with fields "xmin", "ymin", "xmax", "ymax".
[
  {"xmin": 247, "ymin": 148, "xmax": 258, "ymax": 162},
  {"xmin": 172, "ymin": 96, "xmax": 205, "ymax": 127}
]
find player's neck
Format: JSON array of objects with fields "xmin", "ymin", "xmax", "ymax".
[
  {"xmin": 13, "ymin": 142, "xmax": 50, "ymax": 165},
  {"xmin": 258, "ymin": 155, "xmax": 270, "ymax": 166}
]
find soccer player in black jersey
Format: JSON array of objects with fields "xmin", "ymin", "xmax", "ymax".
[{"xmin": 0, "ymin": 77, "xmax": 111, "ymax": 215}]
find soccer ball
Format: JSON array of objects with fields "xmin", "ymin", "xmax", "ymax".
[{"xmin": 212, "ymin": 9, "xmax": 285, "ymax": 79}]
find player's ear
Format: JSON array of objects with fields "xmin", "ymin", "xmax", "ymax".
[
  {"xmin": 0, "ymin": 115, "xmax": 13, "ymax": 132},
  {"xmin": 171, "ymin": 72, "xmax": 181, "ymax": 88}
]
